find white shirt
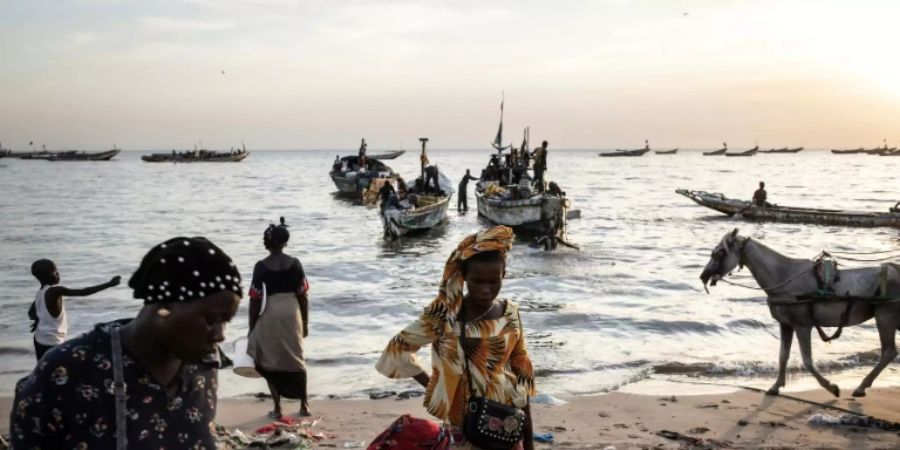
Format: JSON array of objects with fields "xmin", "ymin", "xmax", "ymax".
[{"xmin": 34, "ymin": 285, "xmax": 68, "ymax": 346}]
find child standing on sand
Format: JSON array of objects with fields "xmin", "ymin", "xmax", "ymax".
[
  {"xmin": 376, "ymin": 226, "xmax": 536, "ymax": 450},
  {"xmin": 28, "ymin": 259, "xmax": 120, "ymax": 359}
]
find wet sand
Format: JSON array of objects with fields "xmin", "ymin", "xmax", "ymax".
[{"xmin": 3, "ymin": 387, "xmax": 899, "ymax": 448}]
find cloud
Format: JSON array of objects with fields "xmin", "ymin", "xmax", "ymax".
[{"xmin": 139, "ymin": 16, "xmax": 237, "ymax": 32}]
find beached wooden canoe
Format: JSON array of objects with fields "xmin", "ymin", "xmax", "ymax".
[
  {"xmin": 703, "ymin": 148, "xmax": 727, "ymax": 156},
  {"xmin": 655, "ymin": 148, "xmax": 678, "ymax": 155},
  {"xmin": 48, "ymin": 149, "xmax": 121, "ymax": 161},
  {"xmin": 599, "ymin": 148, "xmax": 651, "ymax": 157},
  {"xmin": 371, "ymin": 150, "xmax": 405, "ymax": 160},
  {"xmin": 382, "ymin": 194, "xmax": 451, "ymax": 238},
  {"xmin": 476, "ymin": 181, "xmax": 570, "ymax": 232},
  {"xmin": 676, "ymin": 188, "xmax": 900, "ymax": 228},
  {"xmin": 725, "ymin": 146, "xmax": 758, "ymax": 157}
]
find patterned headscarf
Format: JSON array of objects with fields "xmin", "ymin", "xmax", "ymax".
[
  {"xmin": 422, "ymin": 225, "xmax": 514, "ymax": 336},
  {"xmin": 129, "ymin": 237, "xmax": 243, "ymax": 304}
]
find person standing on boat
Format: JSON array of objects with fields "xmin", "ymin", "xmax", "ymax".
[
  {"xmin": 247, "ymin": 218, "xmax": 312, "ymax": 418},
  {"xmin": 333, "ymin": 155, "xmax": 342, "ymax": 173},
  {"xmin": 532, "ymin": 140, "xmax": 549, "ymax": 193},
  {"xmin": 752, "ymin": 181, "xmax": 768, "ymax": 207},
  {"xmin": 457, "ymin": 169, "xmax": 479, "ymax": 212},
  {"xmin": 28, "ymin": 260, "xmax": 120, "ymax": 360},
  {"xmin": 358, "ymin": 138, "xmax": 368, "ymax": 171}
]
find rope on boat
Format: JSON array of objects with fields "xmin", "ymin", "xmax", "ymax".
[{"xmin": 649, "ymin": 376, "xmax": 900, "ymax": 430}]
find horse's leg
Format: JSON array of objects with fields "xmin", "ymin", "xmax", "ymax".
[
  {"xmin": 796, "ymin": 326, "xmax": 840, "ymax": 397},
  {"xmin": 852, "ymin": 313, "xmax": 898, "ymax": 397},
  {"xmin": 766, "ymin": 322, "xmax": 793, "ymax": 395}
]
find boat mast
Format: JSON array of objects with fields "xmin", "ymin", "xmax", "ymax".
[{"xmin": 492, "ymin": 93, "xmax": 510, "ymax": 153}]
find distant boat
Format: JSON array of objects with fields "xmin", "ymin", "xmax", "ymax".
[
  {"xmin": 48, "ymin": 149, "xmax": 121, "ymax": 161},
  {"xmin": 371, "ymin": 150, "xmax": 405, "ymax": 160},
  {"xmin": 878, "ymin": 148, "xmax": 900, "ymax": 156},
  {"xmin": 759, "ymin": 147, "xmax": 803, "ymax": 154},
  {"xmin": 703, "ymin": 144, "xmax": 728, "ymax": 156},
  {"xmin": 655, "ymin": 148, "xmax": 678, "ymax": 155},
  {"xmin": 599, "ymin": 148, "xmax": 650, "ymax": 157},
  {"xmin": 725, "ymin": 146, "xmax": 758, "ymax": 157},
  {"xmin": 831, "ymin": 148, "xmax": 866, "ymax": 154},
  {"xmin": 142, "ymin": 144, "xmax": 248, "ymax": 163}
]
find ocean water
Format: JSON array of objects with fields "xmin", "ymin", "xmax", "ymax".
[{"xmin": 1, "ymin": 149, "xmax": 898, "ymax": 399}]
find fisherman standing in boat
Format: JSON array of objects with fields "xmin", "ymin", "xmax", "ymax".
[
  {"xmin": 358, "ymin": 138, "xmax": 367, "ymax": 171},
  {"xmin": 532, "ymin": 140, "xmax": 549, "ymax": 192},
  {"xmin": 752, "ymin": 181, "xmax": 768, "ymax": 207},
  {"xmin": 457, "ymin": 169, "xmax": 479, "ymax": 212}
]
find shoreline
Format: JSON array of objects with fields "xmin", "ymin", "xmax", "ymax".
[{"xmin": 3, "ymin": 387, "xmax": 899, "ymax": 448}]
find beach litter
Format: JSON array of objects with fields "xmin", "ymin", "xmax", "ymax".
[
  {"xmin": 531, "ymin": 393, "xmax": 568, "ymax": 405},
  {"xmin": 807, "ymin": 413, "xmax": 900, "ymax": 431},
  {"xmin": 216, "ymin": 416, "xmax": 329, "ymax": 449},
  {"xmin": 533, "ymin": 432, "xmax": 554, "ymax": 443},
  {"xmin": 657, "ymin": 430, "xmax": 732, "ymax": 449}
]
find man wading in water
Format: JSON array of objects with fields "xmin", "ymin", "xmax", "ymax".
[
  {"xmin": 457, "ymin": 169, "xmax": 479, "ymax": 212},
  {"xmin": 752, "ymin": 181, "xmax": 768, "ymax": 207}
]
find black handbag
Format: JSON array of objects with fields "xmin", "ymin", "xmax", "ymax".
[{"xmin": 459, "ymin": 311, "xmax": 525, "ymax": 450}]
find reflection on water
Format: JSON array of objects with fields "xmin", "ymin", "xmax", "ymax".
[{"xmin": 0, "ymin": 149, "xmax": 899, "ymax": 398}]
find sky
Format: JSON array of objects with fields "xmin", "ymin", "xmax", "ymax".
[{"xmin": 2, "ymin": 0, "xmax": 900, "ymax": 150}]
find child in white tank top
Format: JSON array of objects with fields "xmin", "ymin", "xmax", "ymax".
[{"xmin": 29, "ymin": 259, "xmax": 120, "ymax": 360}]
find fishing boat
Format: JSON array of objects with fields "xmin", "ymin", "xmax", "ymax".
[
  {"xmin": 330, "ymin": 152, "xmax": 402, "ymax": 203},
  {"xmin": 876, "ymin": 148, "xmax": 899, "ymax": 156},
  {"xmin": 600, "ymin": 139, "xmax": 651, "ymax": 157},
  {"xmin": 655, "ymin": 148, "xmax": 678, "ymax": 155},
  {"xmin": 142, "ymin": 144, "xmax": 248, "ymax": 163},
  {"xmin": 676, "ymin": 189, "xmax": 900, "ymax": 228},
  {"xmin": 599, "ymin": 148, "xmax": 651, "ymax": 157},
  {"xmin": 475, "ymin": 100, "xmax": 571, "ymax": 235},
  {"xmin": 703, "ymin": 143, "xmax": 728, "ymax": 156},
  {"xmin": 371, "ymin": 150, "xmax": 405, "ymax": 160},
  {"xmin": 48, "ymin": 148, "xmax": 121, "ymax": 161},
  {"xmin": 760, "ymin": 147, "xmax": 803, "ymax": 154},
  {"xmin": 725, "ymin": 146, "xmax": 758, "ymax": 157},
  {"xmin": 380, "ymin": 139, "xmax": 454, "ymax": 238},
  {"xmin": 831, "ymin": 148, "xmax": 866, "ymax": 154}
]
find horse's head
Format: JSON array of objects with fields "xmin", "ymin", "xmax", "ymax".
[{"xmin": 700, "ymin": 228, "xmax": 745, "ymax": 291}]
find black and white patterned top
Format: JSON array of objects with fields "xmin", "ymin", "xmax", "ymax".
[{"xmin": 10, "ymin": 320, "xmax": 220, "ymax": 450}]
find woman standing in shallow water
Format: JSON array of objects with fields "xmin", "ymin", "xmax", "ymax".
[
  {"xmin": 376, "ymin": 226, "xmax": 536, "ymax": 450},
  {"xmin": 247, "ymin": 217, "xmax": 311, "ymax": 418},
  {"xmin": 11, "ymin": 236, "xmax": 243, "ymax": 449}
]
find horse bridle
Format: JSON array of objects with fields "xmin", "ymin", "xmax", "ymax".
[{"xmin": 712, "ymin": 237, "xmax": 752, "ymax": 277}]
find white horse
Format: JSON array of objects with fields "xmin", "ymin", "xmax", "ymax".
[{"xmin": 700, "ymin": 229, "xmax": 900, "ymax": 397}]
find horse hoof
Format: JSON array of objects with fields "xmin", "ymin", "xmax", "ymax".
[
  {"xmin": 852, "ymin": 388, "xmax": 867, "ymax": 398},
  {"xmin": 827, "ymin": 384, "xmax": 840, "ymax": 397},
  {"xmin": 765, "ymin": 387, "xmax": 780, "ymax": 396}
]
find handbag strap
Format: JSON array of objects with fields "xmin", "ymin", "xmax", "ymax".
[{"xmin": 111, "ymin": 325, "xmax": 128, "ymax": 450}]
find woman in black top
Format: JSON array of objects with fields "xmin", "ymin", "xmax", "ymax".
[
  {"xmin": 247, "ymin": 217, "xmax": 311, "ymax": 418},
  {"xmin": 11, "ymin": 237, "xmax": 243, "ymax": 449}
]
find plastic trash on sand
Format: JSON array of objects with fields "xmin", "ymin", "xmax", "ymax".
[
  {"xmin": 533, "ymin": 432, "xmax": 554, "ymax": 443},
  {"xmin": 531, "ymin": 393, "xmax": 568, "ymax": 405}
]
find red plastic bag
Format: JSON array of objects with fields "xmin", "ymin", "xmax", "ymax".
[{"xmin": 367, "ymin": 414, "xmax": 449, "ymax": 450}]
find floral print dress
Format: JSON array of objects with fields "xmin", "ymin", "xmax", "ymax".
[{"xmin": 10, "ymin": 320, "xmax": 221, "ymax": 450}]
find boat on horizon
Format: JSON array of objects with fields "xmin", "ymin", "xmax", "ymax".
[
  {"xmin": 703, "ymin": 142, "xmax": 728, "ymax": 156},
  {"xmin": 48, "ymin": 148, "xmax": 121, "ymax": 161},
  {"xmin": 676, "ymin": 188, "xmax": 900, "ymax": 228},
  {"xmin": 725, "ymin": 146, "xmax": 758, "ymax": 157},
  {"xmin": 759, "ymin": 147, "xmax": 803, "ymax": 154},
  {"xmin": 831, "ymin": 148, "xmax": 866, "ymax": 154},
  {"xmin": 371, "ymin": 150, "xmax": 406, "ymax": 160},
  {"xmin": 655, "ymin": 148, "xmax": 678, "ymax": 155},
  {"xmin": 600, "ymin": 139, "xmax": 651, "ymax": 157},
  {"xmin": 142, "ymin": 144, "xmax": 248, "ymax": 163},
  {"xmin": 380, "ymin": 139, "xmax": 453, "ymax": 238}
]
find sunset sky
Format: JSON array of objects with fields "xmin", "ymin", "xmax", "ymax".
[{"xmin": 2, "ymin": 0, "xmax": 899, "ymax": 150}]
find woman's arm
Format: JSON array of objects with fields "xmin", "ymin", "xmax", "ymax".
[
  {"xmin": 522, "ymin": 402, "xmax": 534, "ymax": 450},
  {"xmin": 412, "ymin": 372, "xmax": 430, "ymax": 388},
  {"xmin": 247, "ymin": 262, "xmax": 263, "ymax": 335},
  {"xmin": 248, "ymin": 297, "xmax": 261, "ymax": 335},
  {"xmin": 298, "ymin": 290, "xmax": 309, "ymax": 338}
]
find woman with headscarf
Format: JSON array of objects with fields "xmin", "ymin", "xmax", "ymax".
[
  {"xmin": 375, "ymin": 226, "xmax": 536, "ymax": 450},
  {"xmin": 10, "ymin": 237, "xmax": 243, "ymax": 449},
  {"xmin": 247, "ymin": 217, "xmax": 311, "ymax": 418}
]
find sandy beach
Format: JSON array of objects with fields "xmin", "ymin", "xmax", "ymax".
[{"xmin": 3, "ymin": 386, "xmax": 899, "ymax": 448}]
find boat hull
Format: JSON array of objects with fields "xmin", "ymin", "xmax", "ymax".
[
  {"xmin": 475, "ymin": 190, "xmax": 567, "ymax": 232},
  {"xmin": 703, "ymin": 149, "xmax": 727, "ymax": 156},
  {"xmin": 371, "ymin": 150, "xmax": 405, "ymax": 160},
  {"xmin": 599, "ymin": 148, "xmax": 650, "ymax": 157},
  {"xmin": 49, "ymin": 149, "xmax": 121, "ymax": 161},
  {"xmin": 381, "ymin": 196, "xmax": 451, "ymax": 237},
  {"xmin": 676, "ymin": 189, "xmax": 900, "ymax": 228},
  {"xmin": 141, "ymin": 152, "xmax": 248, "ymax": 163}
]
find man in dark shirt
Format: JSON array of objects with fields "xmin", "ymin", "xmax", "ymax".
[
  {"xmin": 752, "ymin": 181, "xmax": 767, "ymax": 207},
  {"xmin": 378, "ymin": 181, "xmax": 396, "ymax": 209},
  {"xmin": 457, "ymin": 169, "xmax": 479, "ymax": 211},
  {"xmin": 532, "ymin": 140, "xmax": 548, "ymax": 192}
]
